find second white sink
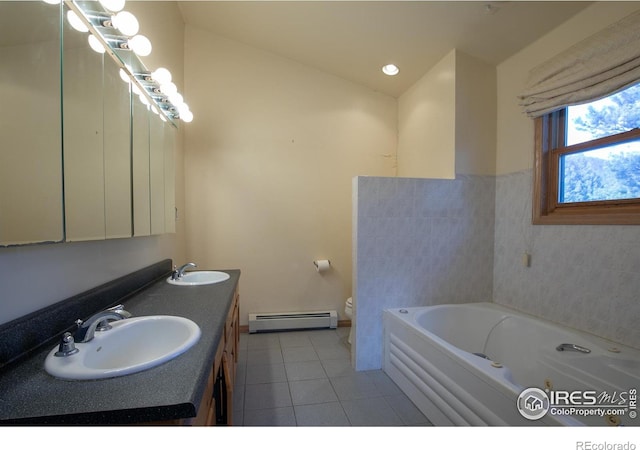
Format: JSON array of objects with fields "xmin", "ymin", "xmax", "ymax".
[
  {"xmin": 166, "ymin": 271, "xmax": 230, "ymax": 286},
  {"xmin": 44, "ymin": 315, "xmax": 201, "ymax": 380}
]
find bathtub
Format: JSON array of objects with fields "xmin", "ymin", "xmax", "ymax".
[{"xmin": 383, "ymin": 302, "xmax": 640, "ymax": 426}]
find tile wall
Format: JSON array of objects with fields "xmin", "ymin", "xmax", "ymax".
[
  {"xmin": 353, "ymin": 171, "xmax": 640, "ymax": 371},
  {"xmin": 353, "ymin": 175, "xmax": 496, "ymax": 370},
  {"xmin": 493, "ymin": 170, "xmax": 640, "ymax": 349}
]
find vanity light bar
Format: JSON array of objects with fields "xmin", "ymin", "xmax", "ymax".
[{"xmin": 61, "ymin": 0, "xmax": 192, "ymax": 123}]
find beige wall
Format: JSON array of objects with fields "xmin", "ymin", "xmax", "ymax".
[
  {"xmin": 397, "ymin": 50, "xmax": 456, "ymax": 179},
  {"xmin": 455, "ymin": 51, "xmax": 496, "ymax": 176},
  {"xmin": 183, "ymin": 26, "xmax": 396, "ymax": 325},
  {"xmin": 496, "ymin": 1, "xmax": 640, "ymax": 174},
  {"xmin": 397, "ymin": 49, "xmax": 496, "ymax": 178}
]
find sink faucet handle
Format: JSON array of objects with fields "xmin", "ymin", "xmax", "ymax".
[
  {"xmin": 556, "ymin": 343, "xmax": 591, "ymax": 353},
  {"xmin": 106, "ymin": 304, "xmax": 132, "ymax": 318},
  {"xmin": 54, "ymin": 332, "xmax": 79, "ymax": 357},
  {"xmin": 94, "ymin": 305, "xmax": 132, "ymax": 331},
  {"xmin": 176, "ymin": 262, "xmax": 197, "ymax": 278}
]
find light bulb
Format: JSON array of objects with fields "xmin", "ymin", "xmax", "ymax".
[
  {"xmin": 99, "ymin": 0, "xmax": 125, "ymax": 12},
  {"xmin": 168, "ymin": 92, "xmax": 183, "ymax": 106},
  {"xmin": 160, "ymin": 81, "xmax": 177, "ymax": 96},
  {"xmin": 42, "ymin": 0, "xmax": 61, "ymax": 5},
  {"xmin": 88, "ymin": 35, "xmax": 105, "ymax": 54},
  {"xmin": 382, "ymin": 64, "xmax": 400, "ymax": 76},
  {"xmin": 180, "ymin": 109, "xmax": 193, "ymax": 123},
  {"xmin": 131, "ymin": 83, "xmax": 142, "ymax": 96},
  {"xmin": 152, "ymin": 67, "xmax": 172, "ymax": 85},
  {"xmin": 67, "ymin": 10, "xmax": 89, "ymax": 33},
  {"xmin": 119, "ymin": 68, "xmax": 130, "ymax": 83},
  {"xmin": 128, "ymin": 35, "xmax": 152, "ymax": 56},
  {"xmin": 112, "ymin": 11, "xmax": 139, "ymax": 36},
  {"xmin": 138, "ymin": 93, "xmax": 149, "ymax": 106},
  {"xmin": 151, "ymin": 105, "xmax": 160, "ymax": 115},
  {"xmin": 178, "ymin": 102, "xmax": 190, "ymax": 116}
]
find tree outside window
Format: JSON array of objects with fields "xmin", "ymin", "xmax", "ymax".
[{"xmin": 560, "ymin": 83, "xmax": 640, "ymax": 204}]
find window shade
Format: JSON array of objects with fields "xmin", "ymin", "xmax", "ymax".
[{"xmin": 519, "ymin": 10, "xmax": 640, "ymax": 118}]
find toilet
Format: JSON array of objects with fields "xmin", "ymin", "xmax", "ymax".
[{"xmin": 345, "ymin": 297, "xmax": 354, "ymax": 344}]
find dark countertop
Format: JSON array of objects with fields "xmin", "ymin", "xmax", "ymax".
[{"xmin": 0, "ymin": 269, "xmax": 240, "ymax": 425}]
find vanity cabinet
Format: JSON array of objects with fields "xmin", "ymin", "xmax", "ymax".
[
  {"xmin": 0, "ymin": 1, "xmax": 63, "ymax": 245},
  {"xmin": 218, "ymin": 286, "xmax": 240, "ymax": 424},
  {"xmin": 0, "ymin": 264, "xmax": 241, "ymax": 425},
  {"xmin": 63, "ymin": 33, "xmax": 133, "ymax": 242},
  {"xmin": 152, "ymin": 286, "xmax": 239, "ymax": 426},
  {"xmin": 0, "ymin": 1, "xmax": 177, "ymax": 247}
]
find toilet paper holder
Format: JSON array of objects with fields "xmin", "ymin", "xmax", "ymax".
[{"xmin": 313, "ymin": 259, "xmax": 331, "ymax": 272}]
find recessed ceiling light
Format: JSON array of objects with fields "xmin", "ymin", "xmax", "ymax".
[{"xmin": 382, "ymin": 64, "xmax": 400, "ymax": 76}]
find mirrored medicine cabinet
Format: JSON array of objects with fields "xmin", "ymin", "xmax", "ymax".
[{"xmin": 0, "ymin": 1, "xmax": 176, "ymax": 247}]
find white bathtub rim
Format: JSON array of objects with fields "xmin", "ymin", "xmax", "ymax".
[
  {"xmin": 384, "ymin": 302, "xmax": 640, "ymax": 400},
  {"xmin": 386, "ymin": 301, "xmax": 640, "ymax": 358}
]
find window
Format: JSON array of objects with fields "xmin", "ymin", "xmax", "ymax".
[{"xmin": 533, "ymin": 82, "xmax": 640, "ymax": 224}]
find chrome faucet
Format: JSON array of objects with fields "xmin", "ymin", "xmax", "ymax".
[
  {"xmin": 74, "ymin": 305, "xmax": 131, "ymax": 343},
  {"xmin": 556, "ymin": 343, "xmax": 591, "ymax": 354},
  {"xmin": 172, "ymin": 262, "xmax": 197, "ymax": 279},
  {"xmin": 54, "ymin": 332, "xmax": 79, "ymax": 357}
]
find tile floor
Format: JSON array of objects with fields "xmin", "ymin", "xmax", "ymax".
[{"xmin": 233, "ymin": 327, "xmax": 432, "ymax": 426}]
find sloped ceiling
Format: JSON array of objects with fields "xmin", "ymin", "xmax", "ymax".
[{"xmin": 178, "ymin": 1, "xmax": 592, "ymax": 97}]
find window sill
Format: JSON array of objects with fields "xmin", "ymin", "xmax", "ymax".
[{"xmin": 533, "ymin": 204, "xmax": 640, "ymax": 225}]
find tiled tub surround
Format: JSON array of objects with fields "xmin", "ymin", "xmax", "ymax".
[
  {"xmin": 494, "ymin": 170, "xmax": 640, "ymax": 350},
  {"xmin": 354, "ymin": 171, "xmax": 639, "ymax": 371},
  {"xmin": 353, "ymin": 176, "xmax": 496, "ymax": 370},
  {"xmin": 0, "ymin": 260, "xmax": 240, "ymax": 424}
]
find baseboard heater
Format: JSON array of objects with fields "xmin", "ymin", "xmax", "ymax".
[{"xmin": 248, "ymin": 310, "xmax": 338, "ymax": 333}]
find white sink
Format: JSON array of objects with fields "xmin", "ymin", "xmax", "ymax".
[
  {"xmin": 166, "ymin": 270, "xmax": 230, "ymax": 286},
  {"xmin": 44, "ymin": 316, "xmax": 201, "ymax": 380}
]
